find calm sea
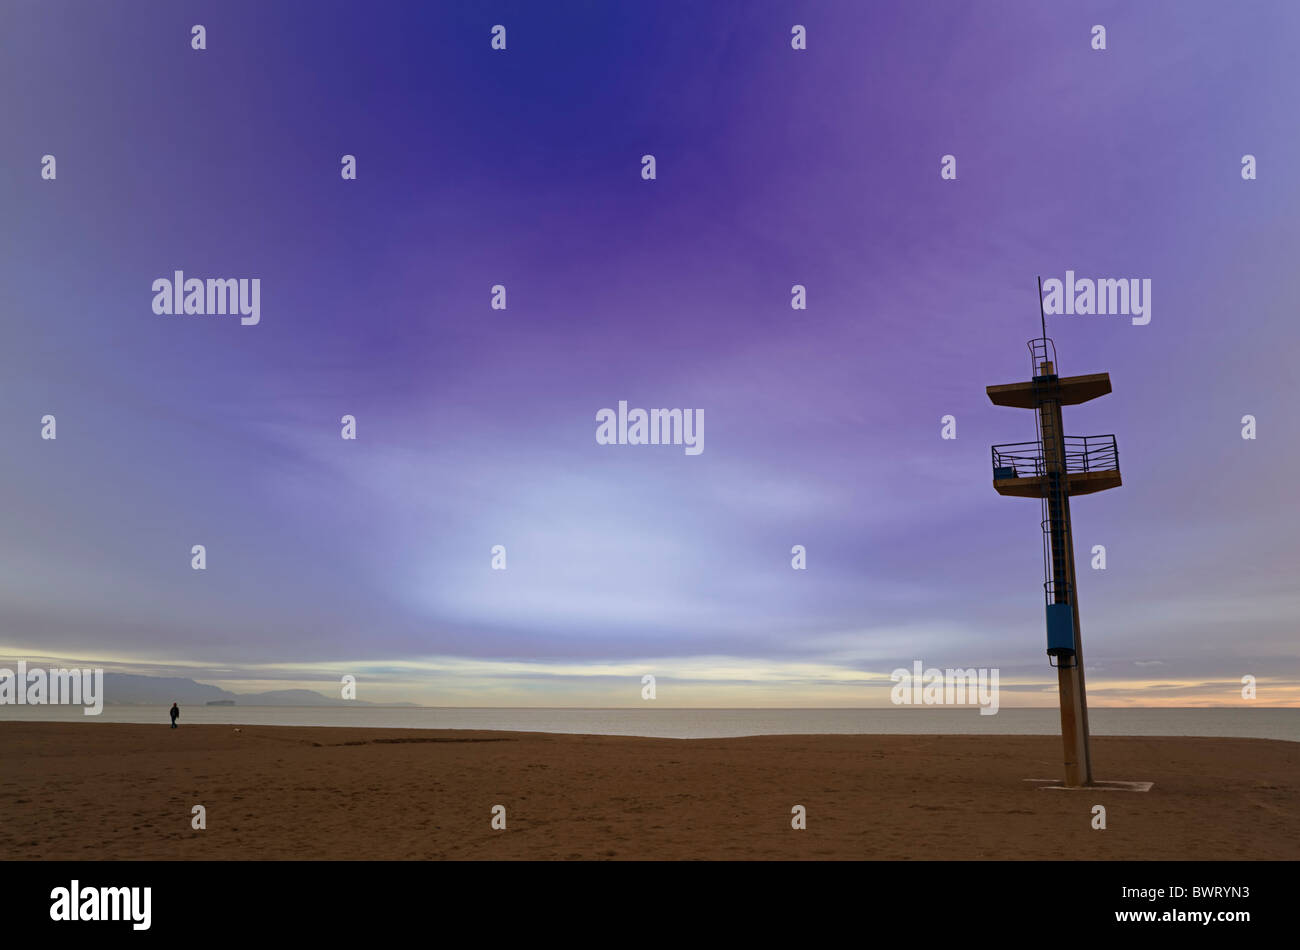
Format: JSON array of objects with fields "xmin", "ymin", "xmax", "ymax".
[{"xmin": 1, "ymin": 705, "xmax": 1296, "ymax": 741}]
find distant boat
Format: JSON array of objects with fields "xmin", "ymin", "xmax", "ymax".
[{"xmin": 206, "ymin": 699, "xmax": 236, "ymax": 706}]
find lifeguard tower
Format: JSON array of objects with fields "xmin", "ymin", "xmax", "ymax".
[{"xmin": 986, "ymin": 281, "xmax": 1123, "ymax": 788}]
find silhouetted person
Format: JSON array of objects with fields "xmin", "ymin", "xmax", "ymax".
[{"xmin": 170, "ymin": 702, "xmax": 179, "ymax": 729}]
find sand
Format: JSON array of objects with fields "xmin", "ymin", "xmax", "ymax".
[{"xmin": 1, "ymin": 723, "xmax": 1296, "ymax": 860}]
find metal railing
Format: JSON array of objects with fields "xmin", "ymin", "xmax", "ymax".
[{"xmin": 991, "ymin": 434, "xmax": 1119, "ymax": 479}]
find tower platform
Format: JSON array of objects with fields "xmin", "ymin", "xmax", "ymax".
[
  {"xmin": 987, "ymin": 372, "xmax": 1112, "ymax": 408},
  {"xmin": 993, "ymin": 470, "xmax": 1122, "ymax": 497},
  {"xmin": 990, "ymin": 434, "xmax": 1121, "ymax": 497}
]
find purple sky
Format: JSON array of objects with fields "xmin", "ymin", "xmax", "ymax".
[{"xmin": 2, "ymin": 1, "xmax": 1298, "ymax": 706}]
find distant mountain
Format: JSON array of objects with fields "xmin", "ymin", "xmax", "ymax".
[
  {"xmin": 231, "ymin": 688, "xmax": 376, "ymax": 706},
  {"xmin": 99, "ymin": 673, "xmax": 402, "ymax": 706},
  {"xmin": 101, "ymin": 674, "xmax": 233, "ymax": 705}
]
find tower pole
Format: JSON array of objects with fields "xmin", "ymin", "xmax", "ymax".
[
  {"xmin": 1034, "ymin": 279, "xmax": 1091, "ymax": 786},
  {"xmin": 1039, "ymin": 393, "xmax": 1092, "ymax": 786}
]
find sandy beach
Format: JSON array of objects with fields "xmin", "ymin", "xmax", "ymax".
[{"xmin": 2, "ymin": 723, "xmax": 1296, "ymax": 860}]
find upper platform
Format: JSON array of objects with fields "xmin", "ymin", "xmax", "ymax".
[{"xmin": 987, "ymin": 372, "xmax": 1112, "ymax": 408}]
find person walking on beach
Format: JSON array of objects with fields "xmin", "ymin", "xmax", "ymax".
[{"xmin": 170, "ymin": 702, "xmax": 180, "ymax": 729}]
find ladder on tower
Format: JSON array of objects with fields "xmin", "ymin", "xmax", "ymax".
[{"xmin": 1029, "ymin": 338, "xmax": 1077, "ymax": 669}]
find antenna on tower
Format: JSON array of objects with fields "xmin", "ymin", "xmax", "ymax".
[{"xmin": 1037, "ymin": 275, "xmax": 1047, "ymax": 340}]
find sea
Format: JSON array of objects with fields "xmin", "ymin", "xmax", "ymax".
[{"xmin": 1, "ymin": 705, "xmax": 1296, "ymax": 741}]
